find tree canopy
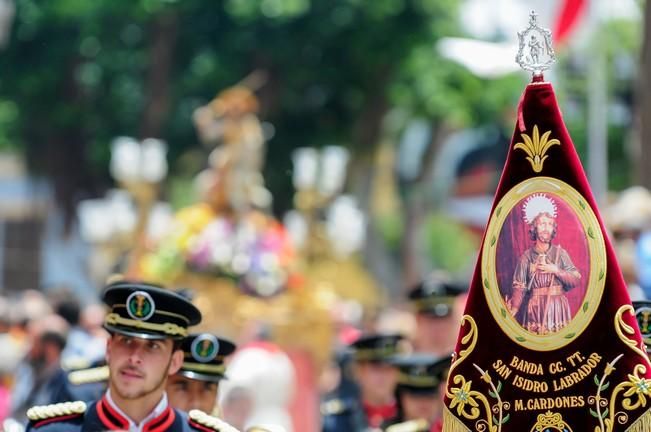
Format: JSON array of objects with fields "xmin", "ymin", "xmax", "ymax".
[{"xmin": 0, "ymin": 0, "xmax": 525, "ymax": 217}]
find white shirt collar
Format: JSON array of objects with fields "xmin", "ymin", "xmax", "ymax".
[{"xmin": 105, "ymin": 389, "xmax": 169, "ymax": 432}]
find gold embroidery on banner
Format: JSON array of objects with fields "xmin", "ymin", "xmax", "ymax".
[
  {"xmin": 473, "ymin": 363, "xmax": 510, "ymax": 429},
  {"xmin": 614, "ymin": 305, "xmax": 649, "ymax": 361},
  {"xmin": 448, "ymin": 315, "xmax": 478, "ymax": 379},
  {"xmin": 444, "ymin": 316, "xmax": 510, "ymax": 432},
  {"xmin": 514, "ymin": 125, "xmax": 560, "ymax": 173},
  {"xmin": 590, "ymin": 306, "xmax": 651, "ymax": 431},
  {"xmin": 530, "ymin": 411, "xmax": 573, "ymax": 432}
]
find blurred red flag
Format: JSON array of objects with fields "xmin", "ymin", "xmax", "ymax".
[{"xmin": 554, "ymin": 0, "xmax": 587, "ymax": 46}]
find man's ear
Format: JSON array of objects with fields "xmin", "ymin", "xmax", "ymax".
[
  {"xmin": 105, "ymin": 336, "xmax": 112, "ymax": 363},
  {"xmin": 168, "ymin": 348, "xmax": 184, "ymax": 376}
]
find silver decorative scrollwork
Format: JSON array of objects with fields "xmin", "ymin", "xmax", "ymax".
[{"xmin": 516, "ymin": 11, "xmax": 556, "ymax": 76}]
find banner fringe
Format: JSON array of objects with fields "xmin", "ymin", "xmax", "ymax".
[
  {"xmin": 442, "ymin": 407, "xmax": 471, "ymax": 432},
  {"xmin": 626, "ymin": 408, "xmax": 651, "ymax": 432}
]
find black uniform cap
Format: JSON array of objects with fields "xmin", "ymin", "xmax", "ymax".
[
  {"xmin": 408, "ymin": 273, "xmax": 468, "ymax": 318},
  {"xmin": 348, "ymin": 333, "xmax": 404, "ymax": 363},
  {"xmin": 102, "ymin": 280, "xmax": 202, "ymax": 340},
  {"xmin": 390, "ymin": 352, "xmax": 452, "ymax": 395},
  {"xmin": 178, "ymin": 333, "xmax": 237, "ymax": 383},
  {"xmin": 633, "ymin": 300, "xmax": 651, "ymax": 352}
]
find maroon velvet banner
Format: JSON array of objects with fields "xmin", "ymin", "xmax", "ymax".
[{"xmin": 443, "ymin": 80, "xmax": 651, "ymax": 432}]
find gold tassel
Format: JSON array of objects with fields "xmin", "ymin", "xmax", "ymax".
[
  {"xmin": 626, "ymin": 408, "xmax": 651, "ymax": 432},
  {"xmin": 442, "ymin": 407, "xmax": 471, "ymax": 432}
]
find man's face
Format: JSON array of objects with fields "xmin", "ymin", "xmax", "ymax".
[
  {"xmin": 415, "ymin": 314, "xmax": 458, "ymax": 356},
  {"xmin": 167, "ymin": 375, "xmax": 219, "ymax": 413},
  {"xmin": 401, "ymin": 391, "xmax": 439, "ymax": 422},
  {"xmin": 354, "ymin": 361, "xmax": 398, "ymax": 404},
  {"xmin": 106, "ymin": 334, "xmax": 183, "ymax": 401},
  {"xmin": 535, "ymin": 214, "xmax": 555, "ymax": 243}
]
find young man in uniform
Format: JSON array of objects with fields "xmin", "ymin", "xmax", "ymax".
[
  {"xmin": 408, "ymin": 274, "xmax": 467, "ymax": 356},
  {"xmin": 322, "ymin": 333, "xmax": 404, "ymax": 430},
  {"xmin": 382, "ymin": 353, "xmax": 451, "ymax": 432},
  {"xmin": 25, "ymin": 280, "xmax": 239, "ymax": 432},
  {"xmin": 167, "ymin": 333, "xmax": 236, "ymax": 414}
]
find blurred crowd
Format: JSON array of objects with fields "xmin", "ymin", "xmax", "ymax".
[
  {"xmin": 605, "ymin": 186, "xmax": 651, "ymax": 301},
  {"xmin": 3, "ymin": 186, "xmax": 651, "ymax": 432},
  {"xmin": 0, "ymin": 289, "xmax": 107, "ymax": 429},
  {"xmin": 0, "ymin": 268, "xmax": 468, "ymax": 432}
]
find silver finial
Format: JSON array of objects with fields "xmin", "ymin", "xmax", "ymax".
[{"xmin": 515, "ymin": 10, "xmax": 556, "ymax": 77}]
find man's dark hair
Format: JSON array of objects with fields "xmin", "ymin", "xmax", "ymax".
[
  {"xmin": 56, "ymin": 299, "xmax": 81, "ymax": 326},
  {"xmin": 40, "ymin": 331, "xmax": 67, "ymax": 352}
]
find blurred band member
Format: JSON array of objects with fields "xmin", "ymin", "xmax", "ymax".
[
  {"xmin": 408, "ymin": 274, "xmax": 467, "ymax": 356},
  {"xmin": 350, "ymin": 333, "xmax": 404, "ymax": 429},
  {"xmin": 383, "ymin": 353, "xmax": 451, "ymax": 432},
  {"xmin": 168, "ymin": 333, "xmax": 236, "ymax": 414}
]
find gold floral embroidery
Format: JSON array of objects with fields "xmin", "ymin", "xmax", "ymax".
[
  {"xmin": 530, "ymin": 411, "xmax": 573, "ymax": 432},
  {"xmin": 514, "ymin": 125, "xmax": 560, "ymax": 172},
  {"xmin": 444, "ymin": 316, "xmax": 509, "ymax": 432},
  {"xmin": 591, "ymin": 306, "xmax": 651, "ymax": 431},
  {"xmin": 449, "ymin": 377, "xmax": 480, "ymax": 418}
]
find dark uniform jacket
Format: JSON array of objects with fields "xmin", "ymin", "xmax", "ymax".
[
  {"xmin": 321, "ymin": 395, "xmax": 369, "ymax": 432},
  {"xmin": 25, "ymin": 395, "xmax": 238, "ymax": 432}
]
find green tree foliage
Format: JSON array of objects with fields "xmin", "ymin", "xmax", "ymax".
[
  {"xmin": 556, "ymin": 18, "xmax": 642, "ymax": 190},
  {"xmin": 0, "ymin": 0, "xmax": 525, "ymax": 217},
  {"xmin": 0, "ymin": 0, "xmax": 536, "ymax": 293}
]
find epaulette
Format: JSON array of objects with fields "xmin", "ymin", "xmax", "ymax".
[
  {"xmin": 246, "ymin": 426, "xmax": 286, "ymax": 432},
  {"xmin": 320, "ymin": 398, "xmax": 350, "ymax": 415},
  {"xmin": 68, "ymin": 365, "xmax": 110, "ymax": 385},
  {"xmin": 188, "ymin": 409, "xmax": 240, "ymax": 431},
  {"xmin": 26, "ymin": 401, "xmax": 87, "ymax": 422},
  {"xmin": 61, "ymin": 356, "xmax": 92, "ymax": 371},
  {"xmin": 385, "ymin": 419, "xmax": 430, "ymax": 432}
]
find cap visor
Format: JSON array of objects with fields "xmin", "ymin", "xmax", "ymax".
[
  {"xmin": 177, "ymin": 370, "xmax": 225, "ymax": 383},
  {"xmin": 104, "ymin": 324, "xmax": 179, "ymax": 340}
]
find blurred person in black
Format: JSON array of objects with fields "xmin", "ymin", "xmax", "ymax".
[
  {"xmin": 320, "ymin": 349, "xmax": 367, "ymax": 432},
  {"xmin": 9, "ymin": 314, "xmax": 72, "ymax": 425},
  {"xmin": 53, "ymin": 295, "xmax": 107, "ymax": 370},
  {"xmin": 381, "ymin": 353, "xmax": 451, "ymax": 432},
  {"xmin": 407, "ymin": 273, "xmax": 467, "ymax": 356},
  {"xmin": 167, "ymin": 333, "xmax": 236, "ymax": 414},
  {"xmin": 633, "ymin": 301, "xmax": 651, "ymax": 357},
  {"xmin": 322, "ymin": 333, "xmax": 404, "ymax": 431}
]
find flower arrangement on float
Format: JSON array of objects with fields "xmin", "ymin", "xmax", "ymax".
[{"xmin": 141, "ymin": 203, "xmax": 298, "ymax": 298}]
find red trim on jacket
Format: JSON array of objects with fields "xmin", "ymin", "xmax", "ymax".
[
  {"xmin": 143, "ymin": 406, "xmax": 175, "ymax": 432},
  {"xmin": 97, "ymin": 396, "xmax": 129, "ymax": 430},
  {"xmin": 189, "ymin": 420, "xmax": 216, "ymax": 432},
  {"xmin": 32, "ymin": 414, "xmax": 82, "ymax": 429},
  {"xmin": 363, "ymin": 401, "xmax": 397, "ymax": 428}
]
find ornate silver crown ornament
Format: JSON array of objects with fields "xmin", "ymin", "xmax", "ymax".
[{"xmin": 516, "ymin": 10, "xmax": 556, "ymax": 76}]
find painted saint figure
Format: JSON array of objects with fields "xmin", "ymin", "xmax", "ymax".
[{"xmin": 509, "ymin": 194, "xmax": 581, "ymax": 334}]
